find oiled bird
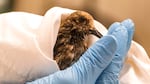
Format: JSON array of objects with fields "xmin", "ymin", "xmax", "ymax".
[{"xmin": 54, "ymin": 11, "xmax": 102, "ymax": 70}]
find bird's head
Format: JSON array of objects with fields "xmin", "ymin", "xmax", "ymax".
[{"xmin": 61, "ymin": 11, "xmax": 102, "ymax": 39}]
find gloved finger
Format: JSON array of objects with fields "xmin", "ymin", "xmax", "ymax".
[
  {"xmin": 106, "ymin": 22, "xmax": 121, "ymax": 35},
  {"xmin": 107, "ymin": 25, "xmax": 128, "ymax": 74},
  {"xmin": 96, "ymin": 22, "xmax": 130, "ymax": 84},
  {"xmin": 26, "ymin": 35, "xmax": 117, "ymax": 84},
  {"xmin": 121, "ymin": 19, "xmax": 135, "ymax": 50}
]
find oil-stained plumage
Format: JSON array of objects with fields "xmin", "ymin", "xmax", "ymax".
[{"xmin": 54, "ymin": 11, "xmax": 102, "ymax": 70}]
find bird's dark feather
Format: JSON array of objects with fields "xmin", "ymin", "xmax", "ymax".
[{"xmin": 53, "ymin": 11, "xmax": 102, "ymax": 70}]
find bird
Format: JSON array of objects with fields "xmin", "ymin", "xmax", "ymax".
[{"xmin": 53, "ymin": 11, "xmax": 102, "ymax": 70}]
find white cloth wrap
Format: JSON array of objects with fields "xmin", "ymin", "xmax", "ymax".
[{"xmin": 0, "ymin": 7, "xmax": 149, "ymax": 84}]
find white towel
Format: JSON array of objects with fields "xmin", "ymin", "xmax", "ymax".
[{"xmin": 0, "ymin": 7, "xmax": 149, "ymax": 84}]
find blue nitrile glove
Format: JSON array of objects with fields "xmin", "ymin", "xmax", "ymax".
[
  {"xmin": 26, "ymin": 19, "xmax": 131, "ymax": 84},
  {"xmin": 27, "ymin": 36, "xmax": 117, "ymax": 84},
  {"xmin": 95, "ymin": 19, "xmax": 134, "ymax": 84}
]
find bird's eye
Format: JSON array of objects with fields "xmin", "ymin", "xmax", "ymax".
[
  {"xmin": 71, "ymin": 16, "xmax": 88, "ymax": 24},
  {"xmin": 79, "ymin": 16, "xmax": 86, "ymax": 23},
  {"xmin": 78, "ymin": 16, "xmax": 88, "ymax": 25}
]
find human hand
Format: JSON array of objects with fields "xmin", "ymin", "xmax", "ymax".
[
  {"xmin": 95, "ymin": 19, "xmax": 134, "ymax": 84},
  {"xmin": 27, "ymin": 18, "xmax": 134, "ymax": 84},
  {"xmin": 27, "ymin": 32, "xmax": 117, "ymax": 84}
]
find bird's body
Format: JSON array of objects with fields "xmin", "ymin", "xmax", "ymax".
[{"xmin": 54, "ymin": 11, "xmax": 102, "ymax": 70}]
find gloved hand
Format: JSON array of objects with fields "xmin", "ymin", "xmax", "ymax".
[
  {"xmin": 27, "ymin": 19, "xmax": 134, "ymax": 84},
  {"xmin": 96, "ymin": 19, "xmax": 134, "ymax": 84}
]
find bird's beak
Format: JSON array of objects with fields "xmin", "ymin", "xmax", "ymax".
[{"xmin": 89, "ymin": 28, "xmax": 102, "ymax": 38}]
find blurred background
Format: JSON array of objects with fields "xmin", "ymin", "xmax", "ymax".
[{"xmin": 1, "ymin": 0, "xmax": 150, "ymax": 56}]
